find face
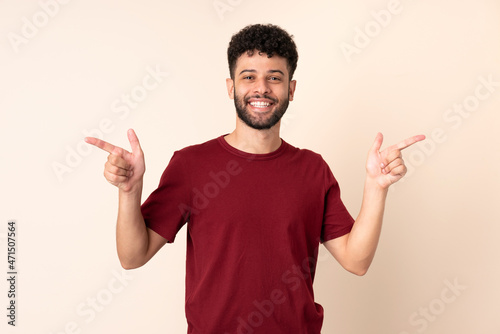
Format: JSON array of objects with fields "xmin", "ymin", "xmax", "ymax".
[{"xmin": 226, "ymin": 51, "xmax": 296, "ymax": 130}]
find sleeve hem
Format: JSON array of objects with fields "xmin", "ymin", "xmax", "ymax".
[
  {"xmin": 321, "ymin": 223, "xmax": 353, "ymax": 244},
  {"xmin": 145, "ymin": 220, "xmax": 176, "ymax": 244}
]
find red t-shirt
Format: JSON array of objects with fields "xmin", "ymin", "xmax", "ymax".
[{"xmin": 141, "ymin": 136, "xmax": 354, "ymax": 334}]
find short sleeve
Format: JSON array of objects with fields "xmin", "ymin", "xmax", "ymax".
[
  {"xmin": 141, "ymin": 151, "xmax": 191, "ymax": 243},
  {"xmin": 321, "ymin": 165, "xmax": 354, "ymax": 243}
]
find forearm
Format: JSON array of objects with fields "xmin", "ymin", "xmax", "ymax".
[
  {"xmin": 328, "ymin": 132, "xmax": 424, "ymax": 275},
  {"xmin": 116, "ymin": 182, "xmax": 148, "ymax": 269},
  {"xmin": 345, "ymin": 177, "xmax": 388, "ymax": 273}
]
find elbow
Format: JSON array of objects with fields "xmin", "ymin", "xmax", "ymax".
[
  {"xmin": 349, "ymin": 266, "xmax": 369, "ymax": 276},
  {"xmin": 343, "ymin": 261, "xmax": 371, "ymax": 276},
  {"xmin": 120, "ymin": 262, "xmax": 139, "ymax": 270},
  {"xmin": 119, "ymin": 256, "xmax": 146, "ymax": 270}
]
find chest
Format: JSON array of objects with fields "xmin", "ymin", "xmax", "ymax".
[{"xmin": 186, "ymin": 162, "xmax": 326, "ymax": 247}]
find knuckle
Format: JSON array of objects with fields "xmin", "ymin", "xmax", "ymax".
[
  {"xmin": 397, "ymin": 165, "xmax": 407, "ymax": 175},
  {"xmin": 104, "ymin": 171, "xmax": 113, "ymax": 182},
  {"xmin": 105, "ymin": 162, "xmax": 116, "ymax": 174},
  {"xmin": 108, "ymin": 173, "xmax": 119, "ymax": 182},
  {"xmin": 112, "ymin": 147, "xmax": 122, "ymax": 155}
]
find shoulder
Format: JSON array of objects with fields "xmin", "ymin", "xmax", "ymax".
[
  {"xmin": 166, "ymin": 136, "xmax": 232, "ymax": 173},
  {"xmin": 285, "ymin": 140, "xmax": 328, "ymax": 166},
  {"xmin": 284, "ymin": 141, "xmax": 338, "ymax": 190},
  {"xmin": 159, "ymin": 137, "xmax": 222, "ymax": 178},
  {"xmin": 173, "ymin": 136, "xmax": 222, "ymax": 158}
]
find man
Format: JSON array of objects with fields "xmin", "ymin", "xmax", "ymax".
[{"xmin": 85, "ymin": 24, "xmax": 424, "ymax": 333}]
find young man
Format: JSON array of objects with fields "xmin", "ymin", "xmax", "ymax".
[{"xmin": 85, "ymin": 24, "xmax": 424, "ymax": 333}]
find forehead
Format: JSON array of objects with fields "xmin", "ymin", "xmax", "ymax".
[{"xmin": 234, "ymin": 50, "xmax": 289, "ymax": 76}]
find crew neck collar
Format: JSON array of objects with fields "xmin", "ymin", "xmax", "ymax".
[{"xmin": 217, "ymin": 135, "xmax": 288, "ymax": 161}]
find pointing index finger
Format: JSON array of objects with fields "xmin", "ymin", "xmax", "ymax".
[
  {"xmin": 84, "ymin": 137, "xmax": 117, "ymax": 154},
  {"xmin": 396, "ymin": 134, "xmax": 426, "ymax": 151}
]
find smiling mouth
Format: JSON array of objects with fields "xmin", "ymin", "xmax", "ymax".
[
  {"xmin": 246, "ymin": 97, "xmax": 276, "ymax": 112},
  {"xmin": 249, "ymin": 101, "xmax": 273, "ymax": 108}
]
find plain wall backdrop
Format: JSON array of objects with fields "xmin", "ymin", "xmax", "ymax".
[{"xmin": 1, "ymin": 0, "xmax": 499, "ymax": 333}]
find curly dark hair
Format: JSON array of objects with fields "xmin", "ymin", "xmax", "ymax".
[{"xmin": 227, "ymin": 24, "xmax": 298, "ymax": 80}]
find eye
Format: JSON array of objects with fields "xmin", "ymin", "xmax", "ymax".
[
  {"xmin": 269, "ymin": 76, "xmax": 282, "ymax": 81},
  {"xmin": 243, "ymin": 76, "xmax": 254, "ymax": 80}
]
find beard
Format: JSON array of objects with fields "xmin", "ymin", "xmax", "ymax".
[{"xmin": 234, "ymin": 91, "xmax": 289, "ymax": 130}]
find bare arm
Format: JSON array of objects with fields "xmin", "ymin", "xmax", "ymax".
[
  {"xmin": 85, "ymin": 129, "xmax": 168, "ymax": 269},
  {"xmin": 116, "ymin": 184, "xmax": 168, "ymax": 269},
  {"xmin": 324, "ymin": 133, "xmax": 425, "ymax": 276}
]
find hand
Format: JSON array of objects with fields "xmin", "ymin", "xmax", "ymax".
[
  {"xmin": 366, "ymin": 132, "xmax": 425, "ymax": 189},
  {"xmin": 85, "ymin": 129, "xmax": 145, "ymax": 193}
]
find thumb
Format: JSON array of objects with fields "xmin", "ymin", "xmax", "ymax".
[
  {"xmin": 127, "ymin": 129, "xmax": 142, "ymax": 154},
  {"xmin": 370, "ymin": 132, "xmax": 383, "ymax": 153}
]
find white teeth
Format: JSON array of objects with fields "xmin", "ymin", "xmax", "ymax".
[{"xmin": 250, "ymin": 101, "xmax": 271, "ymax": 107}]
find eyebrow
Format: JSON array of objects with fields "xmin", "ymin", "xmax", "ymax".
[{"xmin": 239, "ymin": 69, "xmax": 285, "ymax": 76}]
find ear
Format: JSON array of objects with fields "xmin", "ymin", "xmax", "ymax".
[
  {"xmin": 226, "ymin": 78, "xmax": 235, "ymax": 99},
  {"xmin": 288, "ymin": 80, "xmax": 297, "ymax": 101}
]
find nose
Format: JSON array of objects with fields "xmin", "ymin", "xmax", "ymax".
[{"xmin": 253, "ymin": 77, "xmax": 271, "ymax": 95}]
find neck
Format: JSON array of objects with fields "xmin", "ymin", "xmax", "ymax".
[{"xmin": 224, "ymin": 119, "xmax": 282, "ymax": 154}]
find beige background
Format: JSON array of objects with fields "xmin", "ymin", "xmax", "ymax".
[{"xmin": 1, "ymin": 0, "xmax": 499, "ymax": 333}]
